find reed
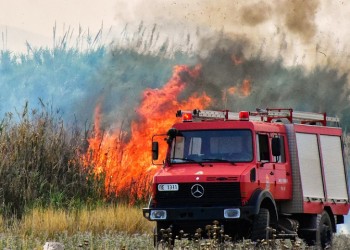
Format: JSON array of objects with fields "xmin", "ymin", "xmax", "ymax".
[{"xmin": 0, "ymin": 102, "xmax": 105, "ymax": 219}]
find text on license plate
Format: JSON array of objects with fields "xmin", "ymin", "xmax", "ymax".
[{"xmin": 158, "ymin": 184, "xmax": 179, "ymax": 191}]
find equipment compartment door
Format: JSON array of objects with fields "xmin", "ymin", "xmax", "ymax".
[{"xmin": 296, "ymin": 133, "xmax": 325, "ymax": 201}]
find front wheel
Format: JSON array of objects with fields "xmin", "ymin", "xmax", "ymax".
[
  {"xmin": 251, "ymin": 208, "xmax": 271, "ymax": 241},
  {"xmin": 316, "ymin": 211, "xmax": 333, "ymax": 249}
]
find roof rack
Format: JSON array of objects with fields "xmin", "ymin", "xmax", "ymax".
[{"xmin": 176, "ymin": 108, "xmax": 340, "ymax": 126}]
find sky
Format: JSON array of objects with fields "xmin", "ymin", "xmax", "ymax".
[{"xmin": 0, "ymin": 0, "xmax": 117, "ymax": 52}]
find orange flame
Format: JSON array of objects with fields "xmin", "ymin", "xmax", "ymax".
[
  {"xmin": 240, "ymin": 78, "xmax": 251, "ymax": 96},
  {"xmin": 225, "ymin": 79, "xmax": 251, "ymax": 100},
  {"xmin": 231, "ymin": 54, "xmax": 243, "ymax": 65},
  {"xmin": 81, "ymin": 65, "xmax": 211, "ymax": 203},
  {"xmin": 228, "ymin": 87, "xmax": 237, "ymax": 95}
]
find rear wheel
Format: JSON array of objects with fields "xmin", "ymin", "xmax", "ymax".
[
  {"xmin": 316, "ymin": 211, "xmax": 333, "ymax": 249},
  {"xmin": 251, "ymin": 208, "xmax": 271, "ymax": 241}
]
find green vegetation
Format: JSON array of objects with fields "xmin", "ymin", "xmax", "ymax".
[{"xmin": 0, "ymin": 101, "xmax": 105, "ymax": 219}]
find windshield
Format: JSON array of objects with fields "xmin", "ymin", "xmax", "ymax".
[{"xmin": 170, "ymin": 130, "xmax": 253, "ymax": 164}]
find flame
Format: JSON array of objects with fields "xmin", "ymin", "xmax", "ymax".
[
  {"xmin": 228, "ymin": 87, "xmax": 237, "ymax": 95},
  {"xmin": 81, "ymin": 65, "xmax": 211, "ymax": 202},
  {"xmin": 224, "ymin": 79, "xmax": 250, "ymax": 100},
  {"xmin": 240, "ymin": 78, "xmax": 251, "ymax": 96},
  {"xmin": 231, "ymin": 54, "xmax": 243, "ymax": 65}
]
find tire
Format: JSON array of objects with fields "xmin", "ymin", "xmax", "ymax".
[
  {"xmin": 251, "ymin": 208, "xmax": 271, "ymax": 241},
  {"xmin": 316, "ymin": 211, "xmax": 333, "ymax": 249}
]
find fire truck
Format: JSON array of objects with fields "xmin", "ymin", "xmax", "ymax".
[{"xmin": 143, "ymin": 108, "xmax": 350, "ymax": 248}]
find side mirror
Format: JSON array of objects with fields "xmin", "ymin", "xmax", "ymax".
[
  {"xmin": 152, "ymin": 141, "xmax": 159, "ymax": 160},
  {"xmin": 272, "ymin": 137, "xmax": 281, "ymax": 157}
]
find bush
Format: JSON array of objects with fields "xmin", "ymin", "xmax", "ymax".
[{"xmin": 0, "ymin": 101, "xmax": 104, "ymax": 219}]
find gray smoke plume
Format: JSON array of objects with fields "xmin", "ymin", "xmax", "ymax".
[
  {"xmin": 176, "ymin": 35, "xmax": 350, "ymax": 127},
  {"xmin": 108, "ymin": 0, "xmax": 350, "ymax": 129}
]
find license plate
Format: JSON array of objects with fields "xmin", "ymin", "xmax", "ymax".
[{"xmin": 158, "ymin": 184, "xmax": 179, "ymax": 191}]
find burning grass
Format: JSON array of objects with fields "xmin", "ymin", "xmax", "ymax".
[{"xmin": 81, "ymin": 65, "xmax": 211, "ymax": 203}]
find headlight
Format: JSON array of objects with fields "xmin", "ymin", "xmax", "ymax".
[
  {"xmin": 150, "ymin": 210, "xmax": 167, "ymax": 220},
  {"xmin": 224, "ymin": 208, "xmax": 240, "ymax": 219}
]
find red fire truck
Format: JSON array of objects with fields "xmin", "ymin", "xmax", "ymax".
[{"xmin": 143, "ymin": 108, "xmax": 350, "ymax": 248}]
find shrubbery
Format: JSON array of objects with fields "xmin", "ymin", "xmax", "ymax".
[{"xmin": 0, "ymin": 102, "xmax": 105, "ymax": 219}]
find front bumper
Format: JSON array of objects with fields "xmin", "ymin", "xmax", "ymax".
[{"xmin": 143, "ymin": 206, "xmax": 255, "ymax": 221}]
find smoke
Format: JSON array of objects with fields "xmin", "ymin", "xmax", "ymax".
[
  {"xmin": 2, "ymin": 0, "xmax": 350, "ymax": 132},
  {"xmin": 282, "ymin": 0, "xmax": 319, "ymax": 42},
  {"xmin": 108, "ymin": 0, "xmax": 350, "ymax": 128},
  {"xmin": 180, "ymin": 35, "xmax": 350, "ymax": 124},
  {"xmin": 78, "ymin": 46, "xmax": 196, "ymax": 131},
  {"xmin": 239, "ymin": 2, "xmax": 271, "ymax": 26},
  {"xmin": 115, "ymin": 0, "xmax": 350, "ymax": 69}
]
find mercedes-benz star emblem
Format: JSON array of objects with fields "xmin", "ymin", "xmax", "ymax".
[{"xmin": 191, "ymin": 184, "xmax": 204, "ymax": 198}]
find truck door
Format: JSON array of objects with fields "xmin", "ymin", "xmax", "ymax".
[
  {"xmin": 256, "ymin": 133, "xmax": 276, "ymax": 193},
  {"xmin": 271, "ymin": 135, "xmax": 291, "ymax": 199}
]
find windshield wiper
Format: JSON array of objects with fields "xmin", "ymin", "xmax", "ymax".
[
  {"xmin": 202, "ymin": 158, "xmax": 236, "ymax": 165},
  {"xmin": 170, "ymin": 157, "xmax": 204, "ymax": 167}
]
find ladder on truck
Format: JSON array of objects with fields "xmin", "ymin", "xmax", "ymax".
[{"xmin": 176, "ymin": 108, "xmax": 340, "ymax": 126}]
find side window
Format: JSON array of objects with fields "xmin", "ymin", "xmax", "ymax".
[
  {"xmin": 271, "ymin": 135, "xmax": 286, "ymax": 163},
  {"xmin": 256, "ymin": 134, "xmax": 270, "ymax": 161},
  {"xmin": 276, "ymin": 136, "xmax": 286, "ymax": 163}
]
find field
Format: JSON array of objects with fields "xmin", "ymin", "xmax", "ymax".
[
  {"xmin": 0, "ymin": 205, "xmax": 349, "ymax": 249},
  {"xmin": 0, "ymin": 205, "xmax": 152, "ymax": 249}
]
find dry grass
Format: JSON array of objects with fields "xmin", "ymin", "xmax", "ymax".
[
  {"xmin": 1, "ymin": 204, "xmax": 153, "ymax": 237},
  {"xmin": 0, "ymin": 205, "xmax": 154, "ymax": 249},
  {"xmin": 0, "ymin": 205, "xmax": 349, "ymax": 249}
]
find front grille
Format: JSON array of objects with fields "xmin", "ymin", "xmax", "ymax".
[{"xmin": 155, "ymin": 182, "xmax": 241, "ymax": 208}]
